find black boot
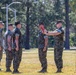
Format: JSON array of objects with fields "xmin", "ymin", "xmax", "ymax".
[
  {"xmin": 38, "ymin": 68, "xmax": 47, "ymax": 73},
  {"xmin": 0, "ymin": 68, "xmax": 1, "ymax": 71},
  {"xmin": 6, "ymin": 68, "xmax": 12, "ymax": 72},
  {"xmin": 56, "ymin": 69, "xmax": 62, "ymax": 73},
  {"xmin": 12, "ymin": 69, "xmax": 20, "ymax": 74}
]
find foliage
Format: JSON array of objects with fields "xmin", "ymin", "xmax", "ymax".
[
  {"xmin": 69, "ymin": 0, "xmax": 76, "ymax": 46},
  {"xmin": 0, "ymin": 0, "xmax": 76, "ymax": 48},
  {"xmin": 69, "ymin": 0, "xmax": 76, "ymax": 13},
  {"xmin": 70, "ymin": 33, "xmax": 76, "ymax": 46}
]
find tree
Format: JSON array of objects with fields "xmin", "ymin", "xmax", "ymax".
[
  {"xmin": 0, "ymin": 0, "xmax": 72, "ymax": 48},
  {"xmin": 65, "ymin": 0, "xmax": 70, "ymax": 49},
  {"xmin": 53, "ymin": 0, "xmax": 64, "ymax": 20},
  {"xmin": 25, "ymin": 0, "xmax": 32, "ymax": 49},
  {"xmin": 69, "ymin": 0, "xmax": 76, "ymax": 47},
  {"xmin": 70, "ymin": 0, "xmax": 76, "ymax": 13}
]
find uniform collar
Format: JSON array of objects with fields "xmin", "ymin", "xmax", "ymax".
[
  {"xmin": 8, "ymin": 29, "xmax": 11, "ymax": 32},
  {"xmin": 16, "ymin": 27, "xmax": 20, "ymax": 30},
  {"xmin": 59, "ymin": 27, "xmax": 62, "ymax": 30},
  {"xmin": 8, "ymin": 29, "xmax": 10, "ymax": 31},
  {"xmin": 0, "ymin": 28, "xmax": 1, "ymax": 29},
  {"xmin": 39, "ymin": 30, "xmax": 42, "ymax": 33}
]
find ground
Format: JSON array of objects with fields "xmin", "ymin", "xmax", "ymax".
[{"xmin": 0, "ymin": 48, "xmax": 76, "ymax": 75}]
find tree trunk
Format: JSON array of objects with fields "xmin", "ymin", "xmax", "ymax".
[
  {"xmin": 65, "ymin": 0, "xmax": 70, "ymax": 50},
  {"xmin": 25, "ymin": 0, "xmax": 30, "ymax": 49}
]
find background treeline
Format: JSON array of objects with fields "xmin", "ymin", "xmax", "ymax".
[{"xmin": 0, "ymin": 0, "xmax": 76, "ymax": 48}]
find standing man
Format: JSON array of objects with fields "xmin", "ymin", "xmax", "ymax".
[
  {"xmin": 4, "ymin": 24, "xmax": 13, "ymax": 72},
  {"xmin": 0, "ymin": 21, "xmax": 4, "ymax": 71},
  {"xmin": 13, "ymin": 21, "xmax": 22, "ymax": 73},
  {"xmin": 38, "ymin": 22, "xmax": 48, "ymax": 73},
  {"xmin": 44, "ymin": 21, "xmax": 64, "ymax": 73}
]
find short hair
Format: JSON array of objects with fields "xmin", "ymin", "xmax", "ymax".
[
  {"xmin": 56, "ymin": 20, "xmax": 63, "ymax": 24},
  {"xmin": 15, "ymin": 21, "xmax": 20, "ymax": 26},
  {"xmin": 8, "ymin": 24, "xmax": 13, "ymax": 26},
  {"xmin": 39, "ymin": 22, "xmax": 44, "ymax": 26}
]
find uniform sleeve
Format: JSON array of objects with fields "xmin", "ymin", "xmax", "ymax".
[
  {"xmin": 15, "ymin": 33, "xmax": 19, "ymax": 37},
  {"xmin": 56, "ymin": 29, "xmax": 62, "ymax": 33},
  {"xmin": 44, "ymin": 35, "xmax": 48, "ymax": 39},
  {"xmin": 7, "ymin": 35, "xmax": 11, "ymax": 39}
]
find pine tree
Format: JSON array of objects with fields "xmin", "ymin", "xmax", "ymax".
[{"xmin": 53, "ymin": 0, "xmax": 64, "ymax": 20}]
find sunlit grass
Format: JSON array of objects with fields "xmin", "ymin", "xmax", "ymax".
[{"xmin": 0, "ymin": 48, "xmax": 76, "ymax": 75}]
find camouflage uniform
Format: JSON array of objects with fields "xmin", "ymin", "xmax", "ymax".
[
  {"xmin": 13, "ymin": 28, "xmax": 22, "ymax": 71},
  {"xmin": 38, "ymin": 31, "xmax": 48, "ymax": 71},
  {"xmin": 54, "ymin": 27, "xmax": 64, "ymax": 70},
  {"xmin": 4, "ymin": 30, "xmax": 13, "ymax": 70},
  {"xmin": 0, "ymin": 28, "xmax": 3, "ymax": 61}
]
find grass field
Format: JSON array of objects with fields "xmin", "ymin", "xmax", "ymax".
[{"xmin": 0, "ymin": 48, "xmax": 76, "ymax": 75}]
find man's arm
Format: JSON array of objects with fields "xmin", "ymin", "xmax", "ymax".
[
  {"xmin": 43, "ymin": 36, "xmax": 48, "ymax": 51},
  {"xmin": 15, "ymin": 34, "xmax": 19, "ymax": 51},
  {"xmin": 45, "ymin": 30, "xmax": 61, "ymax": 36},
  {"xmin": 7, "ymin": 35, "xmax": 11, "ymax": 51}
]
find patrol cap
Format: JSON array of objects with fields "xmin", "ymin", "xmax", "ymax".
[
  {"xmin": 15, "ymin": 21, "xmax": 20, "ymax": 26},
  {"xmin": 0, "ymin": 21, "xmax": 4, "ymax": 25},
  {"xmin": 56, "ymin": 20, "xmax": 63, "ymax": 24},
  {"xmin": 8, "ymin": 24, "xmax": 13, "ymax": 26}
]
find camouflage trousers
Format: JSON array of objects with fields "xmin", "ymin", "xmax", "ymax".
[
  {"xmin": 13, "ymin": 48, "xmax": 22, "ymax": 70},
  {"xmin": 38, "ymin": 48, "xmax": 47, "ymax": 70},
  {"xmin": 5, "ymin": 49, "xmax": 13, "ymax": 69},
  {"xmin": 54, "ymin": 47, "xmax": 63, "ymax": 69},
  {"xmin": 0, "ymin": 49, "xmax": 3, "ymax": 61},
  {"xmin": 0, "ymin": 46, "xmax": 3, "ymax": 61}
]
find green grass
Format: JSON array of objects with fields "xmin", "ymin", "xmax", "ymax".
[{"xmin": 0, "ymin": 48, "xmax": 76, "ymax": 75}]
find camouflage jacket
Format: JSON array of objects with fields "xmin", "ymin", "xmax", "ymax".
[
  {"xmin": 0, "ymin": 28, "xmax": 3, "ymax": 47},
  {"xmin": 4, "ymin": 30, "xmax": 13, "ymax": 49},
  {"xmin": 38, "ymin": 31, "xmax": 48, "ymax": 48},
  {"xmin": 54, "ymin": 27, "xmax": 64, "ymax": 48},
  {"xmin": 13, "ymin": 28, "xmax": 22, "ymax": 48}
]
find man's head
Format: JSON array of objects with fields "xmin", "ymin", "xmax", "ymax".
[
  {"xmin": 39, "ymin": 22, "xmax": 45, "ymax": 31},
  {"xmin": 15, "ymin": 21, "xmax": 21, "ymax": 29},
  {"xmin": 8, "ymin": 24, "xmax": 13, "ymax": 31},
  {"xmin": 0, "ymin": 21, "xmax": 4, "ymax": 28},
  {"xmin": 56, "ymin": 20, "xmax": 63, "ymax": 28}
]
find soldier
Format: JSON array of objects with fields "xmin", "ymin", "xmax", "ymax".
[
  {"xmin": 12, "ymin": 21, "xmax": 22, "ymax": 73},
  {"xmin": 0, "ymin": 21, "xmax": 4, "ymax": 71},
  {"xmin": 38, "ymin": 22, "xmax": 48, "ymax": 73},
  {"xmin": 4, "ymin": 24, "xmax": 13, "ymax": 72},
  {"xmin": 44, "ymin": 20, "xmax": 64, "ymax": 73}
]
